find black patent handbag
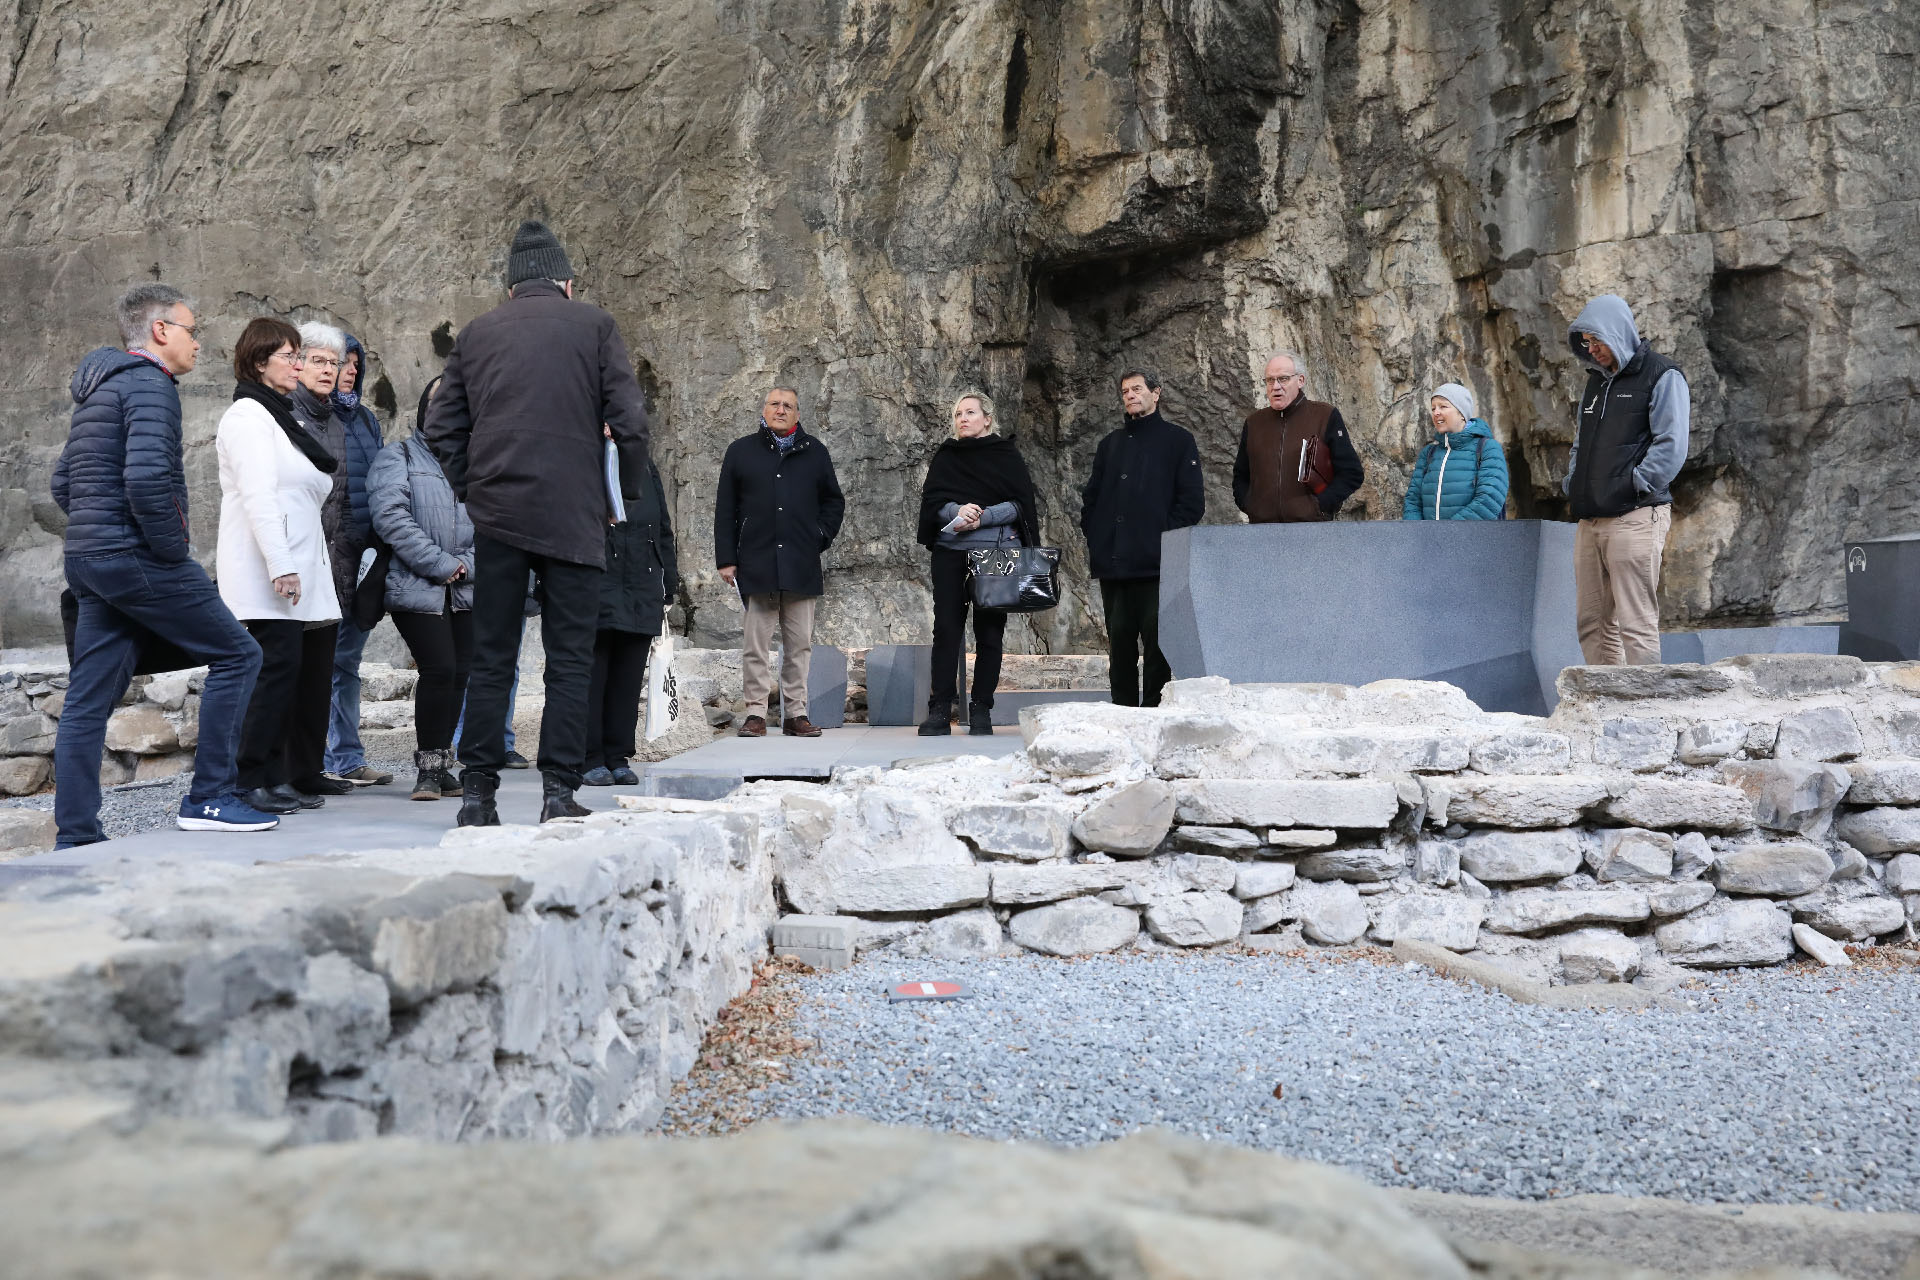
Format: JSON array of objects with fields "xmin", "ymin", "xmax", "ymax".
[{"xmin": 965, "ymin": 546, "xmax": 1061, "ymax": 613}]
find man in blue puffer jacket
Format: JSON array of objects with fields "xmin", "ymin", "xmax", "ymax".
[
  {"xmin": 323, "ymin": 332, "xmax": 396, "ymax": 785},
  {"xmin": 1402, "ymin": 382, "xmax": 1509, "ymax": 520},
  {"xmin": 51, "ymin": 284, "xmax": 274, "ymax": 844}
]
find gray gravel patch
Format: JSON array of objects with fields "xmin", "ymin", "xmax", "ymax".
[
  {"xmin": 681, "ymin": 950, "xmax": 1920, "ymax": 1213},
  {"xmin": 2, "ymin": 750, "xmax": 417, "ymax": 841}
]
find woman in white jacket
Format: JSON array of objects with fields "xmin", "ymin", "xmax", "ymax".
[{"xmin": 217, "ymin": 317, "xmax": 343, "ymax": 816}]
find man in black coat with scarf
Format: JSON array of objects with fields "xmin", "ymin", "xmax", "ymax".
[
  {"xmin": 424, "ymin": 219, "xmax": 649, "ymax": 825},
  {"xmin": 1079, "ymin": 371, "xmax": 1205, "ymax": 707},
  {"xmin": 714, "ymin": 386, "xmax": 845, "ymax": 737}
]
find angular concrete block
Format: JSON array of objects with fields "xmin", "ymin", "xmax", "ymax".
[{"xmin": 772, "ymin": 914, "xmax": 858, "ymax": 971}]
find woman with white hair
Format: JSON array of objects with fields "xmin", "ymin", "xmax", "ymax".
[
  {"xmin": 1402, "ymin": 382, "xmax": 1509, "ymax": 521},
  {"xmin": 217, "ymin": 317, "xmax": 343, "ymax": 816},
  {"xmin": 914, "ymin": 390, "xmax": 1039, "ymax": 736}
]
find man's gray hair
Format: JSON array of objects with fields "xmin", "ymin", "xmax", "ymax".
[
  {"xmin": 116, "ymin": 284, "xmax": 192, "ymax": 349},
  {"xmin": 1266, "ymin": 350, "xmax": 1307, "ymax": 382},
  {"xmin": 298, "ymin": 321, "xmax": 347, "ymax": 359}
]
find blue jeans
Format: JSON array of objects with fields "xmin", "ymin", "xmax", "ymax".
[
  {"xmin": 455, "ymin": 667, "xmax": 518, "ymax": 754},
  {"xmin": 325, "ymin": 618, "xmax": 371, "ymax": 772},
  {"xmin": 55, "ymin": 551, "xmax": 262, "ymax": 845}
]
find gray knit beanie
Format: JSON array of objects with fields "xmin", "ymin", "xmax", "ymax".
[{"xmin": 506, "ymin": 220, "xmax": 574, "ymax": 289}]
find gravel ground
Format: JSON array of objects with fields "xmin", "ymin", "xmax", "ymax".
[
  {"xmin": 1, "ymin": 748, "xmax": 418, "ymax": 840},
  {"xmin": 665, "ymin": 948, "xmax": 1920, "ymax": 1213}
]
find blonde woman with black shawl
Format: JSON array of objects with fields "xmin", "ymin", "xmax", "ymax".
[{"xmin": 915, "ymin": 390, "xmax": 1039, "ymax": 736}]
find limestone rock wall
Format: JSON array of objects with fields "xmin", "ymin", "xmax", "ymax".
[
  {"xmin": 0, "ymin": 1, "xmax": 1913, "ymax": 651},
  {"xmin": 690, "ymin": 655, "xmax": 1920, "ymax": 982},
  {"xmin": 0, "ymin": 811, "xmax": 776, "ymax": 1139}
]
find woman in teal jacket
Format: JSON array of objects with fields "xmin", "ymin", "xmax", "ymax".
[{"xmin": 1403, "ymin": 382, "xmax": 1509, "ymax": 520}]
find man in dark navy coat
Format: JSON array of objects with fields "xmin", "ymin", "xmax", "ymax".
[{"xmin": 714, "ymin": 386, "xmax": 845, "ymax": 737}]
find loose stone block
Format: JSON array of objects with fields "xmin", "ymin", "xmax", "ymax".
[
  {"xmin": 1676, "ymin": 720, "xmax": 1749, "ymax": 765},
  {"xmin": 1884, "ymin": 853, "xmax": 1920, "ymax": 893},
  {"xmin": 1798, "ymin": 896, "xmax": 1907, "ymax": 941},
  {"xmin": 926, "ymin": 909, "xmax": 1008, "ymax": 959},
  {"xmin": 1827, "ymin": 845, "xmax": 1869, "ymax": 880},
  {"xmin": 1171, "ymin": 825, "xmax": 1260, "ymax": 855},
  {"xmin": 990, "ymin": 864, "xmax": 1131, "ymax": 906},
  {"xmin": 1711, "ymin": 843, "xmax": 1833, "ymax": 897},
  {"xmin": 3, "ymin": 713, "xmax": 58, "ymax": 754},
  {"xmin": 1173, "ymin": 780, "xmax": 1398, "ymax": 830},
  {"xmin": 1288, "ymin": 879, "xmax": 1368, "ymax": 945},
  {"xmin": 1833, "ymin": 807, "xmax": 1920, "ymax": 855},
  {"xmin": 1585, "ymin": 828, "xmax": 1674, "ymax": 882},
  {"xmin": 1717, "ymin": 760, "xmax": 1851, "ymax": 837},
  {"xmin": 948, "ymin": 802, "xmax": 1073, "ymax": 862},
  {"xmin": 1648, "ymin": 881, "xmax": 1716, "ymax": 916},
  {"xmin": 1558, "ymin": 928, "xmax": 1641, "ymax": 983},
  {"xmin": 1717, "ymin": 653, "xmax": 1865, "ymax": 697},
  {"xmin": 771, "ymin": 915, "xmax": 858, "ymax": 971},
  {"xmin": 1792, "ymin": 923, "xmax": 1851, "ymax": 967},
  {"xmin": 1457, "ymin": 829, "xmax": 1583, "ymax": 882},
  {"xmin": 1028, "ymin": 724, "xmax": 1137, "ymax": 780},
  {"xmin": 1241, "ymin": 892, "xmax": 1295, "ymax": 934},
  {"xmin": 1234, "ymin": 861, "xmax": 1297, "ymax": 900},
  {"xmin": 1468, "ymin": 730, "xmax": 1570, "ymax": 775},
  {"xmin": 1671, "ymin": 831, "xmax": 1715, "ymax": 880},
  {"xmin": 1171, "ymin": 853, "xmax": 1236, "ymax": 893},
  {"xmin": 1842, "ymin": 761, "xmax": 1920, "ymax": 806},
  {"xmin": 1445, "ymin": 776, "xmax": 1610, "ymax": 828},
  {"xmin": 1592, "ymin": 718, "xmax": 1675, "ymax": 772},
  {"xmin": 1558, "ymin": 664, "xmax": 1736, "ymax": 701},
  {"xmin": 1656, "ymin": 898, "xmax": 1793, "ymax": 968},
  {"xmin": 1774, "ymin": 706, "xmax": 1864, "ymax": 762},
  {"xmin": 1412, "ymin": 840, "xmax": 1460, "ymax": 886},
  {"xmin": 1296, "ymin": 843, "xmax": 1407, "ymax": 883},
  {"xmin": 1602, "ymin": 780, "xmax": 1752, "ymax": 831},
  {"xmin": 1070, "ymin": 780, "xmax": 1174, "ymax": 857},
  {"xmin": 362, "ymin": 878, "xmax": 513, "ymax": 1006},
  {"xmin": 1265, "ymin": 829, "xmax": 1337, "ymax": 849},
  {"xmin": 1485, "ymin": 889, "xmax": 1650, "ymax": 934},
  {"xmin": 1007, "ymin": 899, "xmax": 1139, "ymax": 956},
  {"xmin": 1145, "ymin": 891, "xmax": 1243, "ymax": 946},
  {"xmin": 103, "ymin": 704, "xmax": 181, "ymax": 754},
  {"xmin": 1369, "ymin": 895, "xmax": 1483, "ymax": 951},
  {"xmin": 0, "ymin": 755, "xmax": 51, "ymax": 796},
  {"xmin": 141, "ymin": 672, "xmax": 192, "ymax": 711},
  {"xmin": 0, "ymin": 809, "xmax": 57, "ymax": 856},
  {"xmin": 834, "ymin": 866, "xmax": 990, "ymax": 914}
]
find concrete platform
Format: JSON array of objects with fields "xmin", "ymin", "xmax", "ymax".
[{"xmin": 642, "ymin": 725, "xmax": 1025, "ymax": 799}]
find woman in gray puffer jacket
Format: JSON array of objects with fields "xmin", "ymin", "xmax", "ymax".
[{"xmin": 367, "ymin": 376, "xmax": 476, "ymax": 800}]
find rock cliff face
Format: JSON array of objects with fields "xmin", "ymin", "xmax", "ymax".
[{"xmin": 0, "ymin": 0, "xmax": 1912, "ymax": 648}]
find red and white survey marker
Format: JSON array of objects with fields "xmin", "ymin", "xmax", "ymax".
[{"xmin": 886, "ymin": 980, "xmax": 972, "ymax": 1003}]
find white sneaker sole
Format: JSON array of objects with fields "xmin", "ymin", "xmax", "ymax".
[{"xmin": 175, "ymin": 816, "xmax": 280, "ymax": 832}]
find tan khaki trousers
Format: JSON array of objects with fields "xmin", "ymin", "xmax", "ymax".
[
  {"xmin": 1574, "ymin": 504, "xmax": 1671, "ymax": 666},
  {"xmin": 741, "ymin": 592, "xmax": 817, "ymax": 719}
]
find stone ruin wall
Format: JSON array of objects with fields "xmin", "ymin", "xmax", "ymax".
[
  {"xmin": 4, "ymin": 652, "xmax": 1918, "ymax": 1141},
  {"xmin": 1, "ymin": 0, "xmax": 1914, "ymax": 651}
]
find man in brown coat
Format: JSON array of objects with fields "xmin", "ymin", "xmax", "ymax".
[{"xmin": 1231, "ymin": 351, "xmax": 1364, "ymax": 522}]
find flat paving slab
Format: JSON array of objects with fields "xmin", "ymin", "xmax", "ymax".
[{"xmin": 644, "ymin": 725, "xmax": 1024, "ymax": 798}]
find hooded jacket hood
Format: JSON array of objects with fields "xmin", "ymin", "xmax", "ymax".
[
  {"xmin": 71, "ymin": 347, "xmax": 161, "ymax": 403},
  {"xmin": 1568, "ymin": 295, "xmax": 1643, "ymax": 374},
  {"xmin": 1430, "ymin": 416, "xmax": 1493, "ymax": 445}
]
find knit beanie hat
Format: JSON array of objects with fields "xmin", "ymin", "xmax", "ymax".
[
  {"xmin": 506, "ymin": 220, "xmax": 574, "ymax": 289},
  {"xmin": 1433, "ymin": 382, "xmax": 1476, "ymax": 421}
]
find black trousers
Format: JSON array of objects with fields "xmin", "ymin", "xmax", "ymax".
[
  {"xmin": 238, "ymin": 620, "xmax": 337, "ymax": 790},
  {"xmin": 394, "ymin": 605, "xmax": 475, "ymax": 752},
  {"xmin": 459, "ymin": 532, "xmax": 601, "ymax": 787},
  {"xmin": 1100, "ymin": 577, "xmax": 1170, "ymax": 708},
  {"xmin": 929, "ymin": 547, "xmax": 1007, "ymax": 709},
  {"xmin": 587, "ymin": 630, "xmax": 654, "ymax": 770}
]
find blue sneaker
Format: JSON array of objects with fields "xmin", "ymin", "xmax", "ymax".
[{"xmin": 175, "ymin": 795, "xmax": 280, "ymax": 833}]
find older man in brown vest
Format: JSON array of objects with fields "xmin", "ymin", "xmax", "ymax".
[{"xmin": 1232, "ymin": 351, "xmax": 1364, "ymax": 522}]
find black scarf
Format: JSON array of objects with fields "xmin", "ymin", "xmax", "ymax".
[
  {"xmin": 917, "ymin": 433, "xmax": 1040, "ymax": 548},
  {"xmin": 234, "ymin": 380, "xmax": 338, "ymax": 474}
]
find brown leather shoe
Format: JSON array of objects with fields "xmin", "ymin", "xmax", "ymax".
[
  {"xmin": 782, "ymin": 715, "xmax": 823, "ymax": 738},
  {"xmin": 737, "ymin": 715, "xmax": 767, "ymax": 738}
]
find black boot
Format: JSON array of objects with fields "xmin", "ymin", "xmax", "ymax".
[
  {"xmin": 435, "ymin": 752, "xmax": 462, "ymax": 797},
  {"xmin": 539, "ymin": 774, "xmax": 592, "ymax": 823},
  {"xmin": 456, "ymin": 771, "xmax": 500, "ymax": 827},
  {"xmin": 410, "ymin": 750, "xmax": 442, "ymax": 802},
  {"xmin": 968, "ymin": 702, "xmax": 994, "ymax": 736},
  {"xmin": 918, "ymin": 698, "xmax": 953, "ymax": 737}
]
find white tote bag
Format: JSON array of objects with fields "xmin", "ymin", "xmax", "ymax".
[{"xmin": 644, "ymin": 634, "xmax": 680, "ymax": 742}]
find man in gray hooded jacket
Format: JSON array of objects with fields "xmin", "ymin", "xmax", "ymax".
[{"xmin": 1563, "ymin": 294, "xmax": 1689, "ymax": 666}]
